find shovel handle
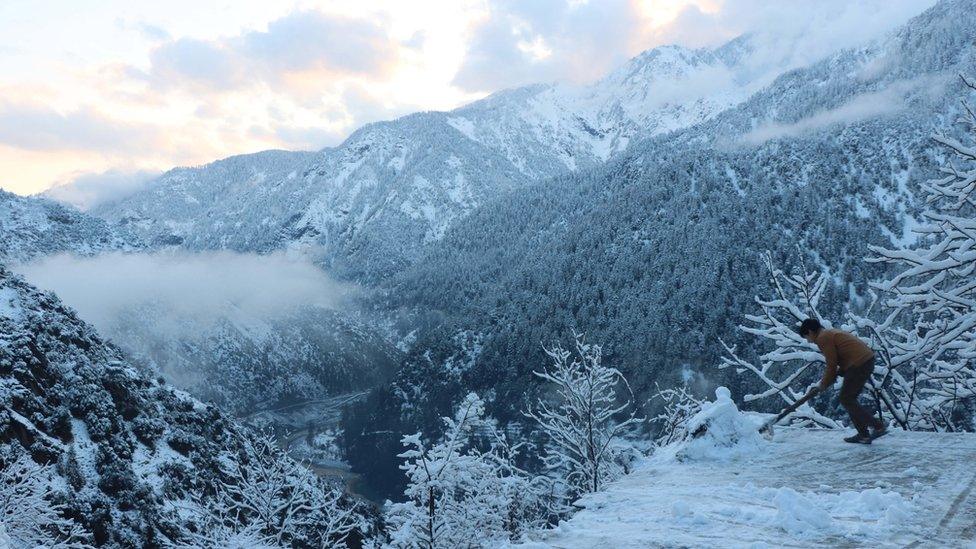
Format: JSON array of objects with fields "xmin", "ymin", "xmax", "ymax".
[{"xmin": 759, "ymin": 386, "xmax": 820, "ymax": 432}]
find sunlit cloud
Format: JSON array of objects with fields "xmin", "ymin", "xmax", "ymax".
[
  {"xmin": 0, "ymin": 0, "xmax": 935, "ymax": 198},
  {"xmin": 142, "ymin": 10, "xmax": 400, "ymax": 93},
  {"xmin": 0, "ymin": 101, "xmax": 165, "ymax": 152}
]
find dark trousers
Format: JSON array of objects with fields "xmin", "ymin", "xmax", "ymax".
[{"xmin": 839, "ymin": 358, "xmax": 882, "ymax": 435}]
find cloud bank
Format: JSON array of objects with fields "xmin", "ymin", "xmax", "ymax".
[
  {"xmin": 0, "ymin": 101, "xmax": 165, "ymax": 153},
  {"xmin": 15, "ymin": 251, "xmax": 353, "ymax": 333},
  {"xmin": 145, "ymin": 10, "xmax": 400, "ymax": 93},
  {"xmin": 43, "ymin": 168, "xmax": 162, "ymax": 210},
  {"xmin": 739, "ymin": 76, "xmax": 944, "ymax": 145}
]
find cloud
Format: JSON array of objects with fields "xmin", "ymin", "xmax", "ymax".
[
  {"xmin": 453, "ymin": 0, "xmax": 644, "ymax": 92},
  {"xmin": 137, "ymin": 22, "xmax": 171, "ymax": 42},
  {"xmin": 43, "ymin": 168, "xmax": 162, "ymax": 210},
  {"xmin": 650, "ymin": 0, "xmax": 935, "ymax": 80},
  {"xmin": 738, "ymin": 77, "xmax": 941, "ymax": 145},
  {"xmin": 272, "ymin": 125, "xmax": 345, "ymax": 150},
  {"xmin": 15, "ymin": 250, "xmax": 353, "ymax": 333},
  {"xmin": 146, "ymin": 9, "xmax": 400, "ymax": 93},
  {"xmin": 452, "ymin": 0, "xmax": 934, "ymax": 93},
  {"xmin": 0, "ymin": 101, "xmax": 164, "ymax": 153}
]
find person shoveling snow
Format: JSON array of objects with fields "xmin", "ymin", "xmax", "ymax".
[{"xmin": 797, "ymin": 318, "xmax": 887, "ymax": 444}]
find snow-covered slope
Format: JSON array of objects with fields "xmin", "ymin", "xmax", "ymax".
[
  {"xmin": 0, "ymin": 189, "xmax": 141, "ymax": 262},
  {"xmin": 520, "ymin": 387, "xmax": 976, "ymax": 548},
  {"xmin": 93, "ymin": 39, "xmax": 765, "ymax": 281},
  {"xmin": 520, "ymin": 429, "xmax": 976, "ymax": 548},
  {"xmin": 0, "ymin": 265, "xmax": 367, "ymax": 546}
]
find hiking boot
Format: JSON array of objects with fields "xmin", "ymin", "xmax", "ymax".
[
  {"xmin": 844, "ymin": 433, "xmax": 872, "ymax": 444},
  {"xmin": 870, "ymin": 425, "xmax": 888, "ymax": 440}
]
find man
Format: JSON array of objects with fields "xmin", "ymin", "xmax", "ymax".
[{"xmin": 797, "ymin": 318, "xmax": 887, "ymax": 444}]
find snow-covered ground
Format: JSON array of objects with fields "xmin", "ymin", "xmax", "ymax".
[{"xmin": 520, "ymin": 393, "xmax": 976, "ymax": 548}]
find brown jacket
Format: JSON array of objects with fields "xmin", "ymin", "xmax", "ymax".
[{"xmin": 815, "ymin": 329, "xmax": 875, "ymax": 388}]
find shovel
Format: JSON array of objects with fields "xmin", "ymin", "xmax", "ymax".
[{"xmin": 757, "ymin": 386, "xmax": 820, "ymax": 438}]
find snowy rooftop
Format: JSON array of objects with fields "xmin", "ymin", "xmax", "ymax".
[{"xmin": 520, "ymin": 429, "xmax": 976, "ymax": 548}]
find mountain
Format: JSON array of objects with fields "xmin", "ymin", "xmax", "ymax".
[
  {"xmin": 0, "ymin": 189, "xmax": 399, "ymax": 415},
  {"xmin": 389, "ymin": 0, "xmax": 975, "ymax": 390},
  {"xmin": 339, "ymin": 0, "xmax": 976, "ymax": 498},
  {"xmin": 0, "ymin": 266, "xmax": 369, "ymax": 546},
  {"xmin": 93, "ymin": 41, "xmax": 763, "ymax": 281},
  {"xmin": 0, "ymin": 189, "xmax": 142, "ymax": 263}
]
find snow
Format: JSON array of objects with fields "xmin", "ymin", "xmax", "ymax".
[
  {"xmin": 672, "ymin": 386, "xmax": 766, "ymax": 462},
  {"xmin": 516, "ymin": 429, "xmax": 976, "ymax": 548},
  {"xmin": 70, "ymin": 419, "xmax": 99, "ymax": 480},
  {"xmin": 0, "ymin": 287, "xmax": 21, "ymax": 320},
  {"xmin": 447, "ymin": 116, "xmax": 476, "ymax": 139}
]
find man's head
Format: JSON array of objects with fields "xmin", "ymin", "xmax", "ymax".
[{"xmin": 797, "ymin": 318, "xmax": 823, "ymax": 343}]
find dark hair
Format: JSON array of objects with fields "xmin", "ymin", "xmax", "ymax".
[{"xmin": 797, "ymin": 318, "xmax": 823, "ymax": 336}]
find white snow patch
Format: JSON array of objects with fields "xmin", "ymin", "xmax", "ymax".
[
  {"xmin": 446, "ymin": 116, "xmax": 476, "ymax": 140},
  {"xmin": 766, "ymin": 486, "xmax": 912, "ymax": 538},
  {"xmin": 674, "ymin": 386, "xmax": 765, "ymax": 461},
  {"xmin": 70, "ymin": 419, "xmax": 98, "ymax": 480},
  {"xmin": 518, "ymin": 429, "xmax": 976, "ymax": 548},
  {"xmin": 0, "ymin": 287, "xmax": 21, "ymax": 320}
]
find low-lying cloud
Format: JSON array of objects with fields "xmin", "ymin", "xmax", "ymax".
[
  {"xmin": 740, "ymin": 90, "xmax": 904, "ymax": 145},
  {"xmin": 739, "ymin": 77, "xmax": 944, "ymax": 145},
  {"xmin": 43, "ymin": 168, "xmax": 162, "ymax": 210},
  {"xmin": 15, "ymin": 251, "xmax": 353, "ymax": 333}
]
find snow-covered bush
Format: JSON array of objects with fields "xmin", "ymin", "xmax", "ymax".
[
  {"xmin": 525, "ymin": 333, "xmax": 642, "ymax": 498},
  {"xmin": 168, "ymin": 506, "xmax": 280, "ymax": 549},
  {"xmin": 0, "ymin": 453, "xmax": 92, "ymax": 548},
  {"xmin": 387, "ymin": 393, "xmax": 550, "ymax": 548},
  {"xmin": 649, "ymin": 384, "xmax": 703, "ymax": 446}
]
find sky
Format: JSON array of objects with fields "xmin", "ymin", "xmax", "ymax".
[{"xmin": 0, "ymin": 0, "xmax": 933, "ymax": 203}]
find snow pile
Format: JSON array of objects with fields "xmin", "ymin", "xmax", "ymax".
[
  {"xmin": 676, "ymin": 386, "xmax": 765, "ymax": 461},
  {"xmin": 771, "ymin": 488, "xmax": 833, "ymax": 535},
  {"xmin": 766, "ymin": 486, "xmax": 912, "ymax": 538}
]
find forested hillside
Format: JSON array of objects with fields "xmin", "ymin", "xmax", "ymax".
[{"xmin": 0, "ymin": 190, "xmax": 142, "ymax": 263}]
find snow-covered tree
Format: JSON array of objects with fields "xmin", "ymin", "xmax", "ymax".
[
  {"xmin": 387, "ymin": 393, "xmax": 549, "ymax": 548},
  {"xmin": 175, "ymin": 432, "xmax": 362, "ymax": 548},
  {"xmin": 525, "ymin": 333, "xmax": 642, "ymax": 497},
  {"xmin": 865, "ymin": 75, "xmax": 976, "ymax": 431},
  {"xmin": 649, "ymin": 384, "xmax": 703, "ymax": 446},
  {"xmin": 0, "ymin": 454, "xmax": 92, "ymax": 548}
]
